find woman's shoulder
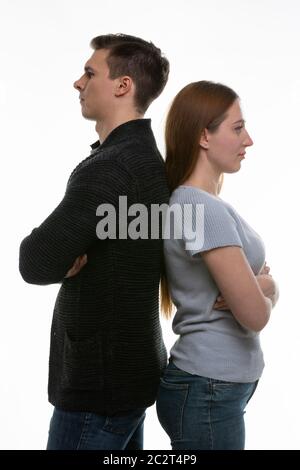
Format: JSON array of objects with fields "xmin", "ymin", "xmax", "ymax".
[
  {"xmin": 171, "ymin": 185, "xmax": 242, "ymax": 222},
  {"xmin": 171, "ymin": 185, "xmax": 227, "ymax": 207}
]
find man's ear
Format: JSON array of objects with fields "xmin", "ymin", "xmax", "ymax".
[
  {"xmin": 199, "ymin": 128, "xmax": 209, "ymax": 150},
  {"xmin": 114, "ymin": 76, "xmax": 133, "ymax": 97}
]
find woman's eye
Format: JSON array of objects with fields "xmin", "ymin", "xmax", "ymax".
[
  {"xmin": 86, "ymin": 71, "xmax": 94, "ymax": 78},
  {"xmin": 235, "ymin": 126, "xmax": 244, "ymax": 133}
]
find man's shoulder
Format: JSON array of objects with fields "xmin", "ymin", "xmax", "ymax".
[
  {"xmin": 67, "ymin": 150, "xmax": 135, "ymax": 189},
  {"xmin": 116, "ymin": 137, "xmax": 163, "ymax": 165},
  {"xmin": 69, "ymin": 133, "xmax": 163, "ymax": 186}
]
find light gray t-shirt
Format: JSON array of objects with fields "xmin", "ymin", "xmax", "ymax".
[{"xmin": 164, "ymin": 185, "xmax": 266, "ymax": 382}]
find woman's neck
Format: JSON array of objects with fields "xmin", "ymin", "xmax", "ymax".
[
  {"xmin": 182, "ymin": 176, "xmax": 222, "ymax": 196},
  {"xmin": 182, "ymin": 151, "xmax": 223, "ymax": 196}
]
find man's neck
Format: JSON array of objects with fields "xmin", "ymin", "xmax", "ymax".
[{"xmin": 96, "ymin": 112, "xmax": 143, "ymax": 143}]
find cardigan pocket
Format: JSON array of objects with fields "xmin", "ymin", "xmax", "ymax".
[{"xmin": 61, "ymin": 331, "xmax": 104, "ymax": 391}]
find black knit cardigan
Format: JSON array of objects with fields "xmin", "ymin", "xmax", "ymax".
[{"xmin": 19, "ymin": 119, "xmax": 169, "ymax": 415}]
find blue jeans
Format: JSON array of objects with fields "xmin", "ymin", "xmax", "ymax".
[
  {"xmin": 156, "ymin": 361, "xmax": 258, "ymax": 450},
  {"xmin": 46, "ymin": 406, "xmax": 146, "ymax": 450}
]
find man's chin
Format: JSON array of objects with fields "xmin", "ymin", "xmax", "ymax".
[{"xmin": 81, "ymin": 111, "xmax": 96, "ymax": 121}]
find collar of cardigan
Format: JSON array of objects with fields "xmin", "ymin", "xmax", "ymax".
[{"xmin": 90, "ymin": 118, "xmax": 152, "ymax": 153}]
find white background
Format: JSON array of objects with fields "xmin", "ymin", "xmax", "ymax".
[{"xmin": 0, "ymin": 0, "xmax": 299, "ymax": 450}]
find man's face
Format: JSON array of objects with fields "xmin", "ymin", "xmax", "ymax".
[{"xmin": 73, "ymin": 49, "xmax": 117, "ymax": 122}]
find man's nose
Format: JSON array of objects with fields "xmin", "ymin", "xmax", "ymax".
[
  {"xmin": 73, "ymin": 75, "xmax": 85, "ymax": 91},
  {"xmin": 73, "ymin": 79, "xmax": 81, "ymax": 91}
]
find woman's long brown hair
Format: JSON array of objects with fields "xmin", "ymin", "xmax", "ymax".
[{"xmin": 160, "ymin": 81, "xmax": 238, "ymax": 319}]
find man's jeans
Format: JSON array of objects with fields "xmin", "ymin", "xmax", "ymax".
[
  {"xmin": 156, "ymin": 361, "xmax": 258, "ymax": 450},
  {"xmin": 46, "ymin": 406, "xmax": 146, "ymax": 450}
]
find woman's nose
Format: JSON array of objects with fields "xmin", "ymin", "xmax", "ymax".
[{"xmin": 244, "ymin": 130, "xmax": 254, "ymax": 147}]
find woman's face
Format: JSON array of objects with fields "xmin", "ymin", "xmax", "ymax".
[{"xmin": 205, "ymin": 99, "xmax": 253, "ymax": 173}]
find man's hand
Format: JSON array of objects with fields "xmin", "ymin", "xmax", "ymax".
[
  {"xmin": 65, "ymin": 254, "xmax": 88, "ymax": 278},
  {"xmin": 213, "ymin": 262, "xmax": 279, "ymax": 310}
]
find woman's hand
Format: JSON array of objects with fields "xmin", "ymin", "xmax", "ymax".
[
  {"xmin": 260, "ymin": 262, "xmax": 271, "ymax": 275},
  {"xmin": 213, "ymin": 294, "xmax": 230, "ymax": 311},
  {"xmin": 256, "ymin": 274, "xmax": 279, "ymax": 307}
]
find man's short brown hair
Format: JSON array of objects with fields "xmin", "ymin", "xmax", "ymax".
[{"xmin": 90, "ymin": 33, "xmax": 169, "ymax": 113}]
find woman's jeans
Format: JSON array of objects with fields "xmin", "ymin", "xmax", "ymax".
[
  {"xmin": 156, "ymin": 361, "xmax": 258, "ymax": 450},
  {"xmin": 46, "ymin": 406, "xmax": 146, "ymax": 450}
]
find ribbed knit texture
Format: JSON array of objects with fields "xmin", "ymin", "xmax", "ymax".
[
  {"xmin": 164, "ymin": 186, "xmax": 266, "ymax": 383},
  {"xmin": 19, "ymin": 119, "xmax": 169, "ymax": 415}
]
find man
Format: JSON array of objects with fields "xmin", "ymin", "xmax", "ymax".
[{"xmin": 19, "ymin": 34, "xmax": 170, "ymax": 450}]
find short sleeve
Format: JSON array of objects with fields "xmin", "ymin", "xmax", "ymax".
[{"xmin": 179, "ymin": 190, "xmax": 243, "ymax": 257}]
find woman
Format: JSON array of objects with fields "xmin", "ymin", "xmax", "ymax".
[{"xmin": 156, "ymin": 81, "xmax": 279, "ymax": 450}]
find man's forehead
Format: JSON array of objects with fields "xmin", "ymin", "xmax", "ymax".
[{"xmin": 84, "ymin": 49, "xmax": 109, "ymax": 71}]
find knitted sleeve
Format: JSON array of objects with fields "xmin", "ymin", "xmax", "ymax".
[{"xmin": 19, "ymin": 160, "xmax": 134, "ymax": 284}]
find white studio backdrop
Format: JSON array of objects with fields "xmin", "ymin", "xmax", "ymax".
[{"xmin": 0, "ymin": 0, "xmax": 299, "ymax": 450}]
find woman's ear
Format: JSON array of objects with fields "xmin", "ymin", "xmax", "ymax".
[{"xmin": 199, "ymin": 129, "xmax": 209, "ymax": 150}]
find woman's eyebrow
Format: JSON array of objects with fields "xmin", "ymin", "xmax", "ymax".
[{"xmin": 232, "ymin": 119, "xmax": 245, "ymax": 125}]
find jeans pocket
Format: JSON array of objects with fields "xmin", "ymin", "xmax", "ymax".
[
  {"xmin": 156, "ymin": 378, "xmax": 189, "ymax": 441},
  {"xmin": 61, "ymin": 331, "xmax": 104, "ymax": 391},
  {"xmin": 102, "ymin": 408, "xmax": 146, "ymax": 436},
  {"xmin": 212, "ymin": 379, "xmax": 258, "ymax": 412}
]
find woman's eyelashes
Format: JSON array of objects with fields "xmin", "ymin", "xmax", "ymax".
[{"xmin": 234, "ymin": 125, "xmax": 244, "ymax": 134}]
